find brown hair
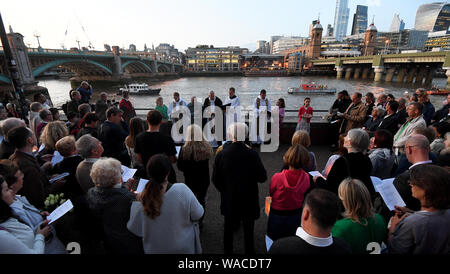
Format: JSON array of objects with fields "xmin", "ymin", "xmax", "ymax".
[
  {"xmin": 292, "ymin": 130, "xmax": 311, "ymax": 147},
  {"xmin": 409, "ymin": 165, "xmax": 450, "ymax": 209},
  {"xmin": 181, "ymin": 124, "xmax": 213, "ymax": 161},
  {"xmin": 0, "ymin": 160, "xmax": 19, "ymax": 187},
  {"xmin": 141, "ymin": 154, "xmax": 171, "ymax": 219},
  {"xmin": 40, "ymin": 121, "xmax": 69, "ymax": 150},
  {"xmin": 283, "ymin": 144, "xmax": 310, "ymax": 169},
  {"xmin": 125, "ymin": 117, "xmax": 145, "ymax": 148},
  {"xmin": 338, "ymin": 178, "xmax": 374, "ymax": 224},
  {"xmin": 55, "ymin": 136, "xmax": 76, "ymax": 157}
]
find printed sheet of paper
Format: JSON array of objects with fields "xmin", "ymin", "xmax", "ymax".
[
  {"xmin": 121, "ymin": 165, "xmax": 137, "ymax": 182},
  {"xmin": 51, "ymin": 151, "xmax": 64, "ymax": 166},
  {"xmin": 136, "ymin": 179, "xmax": 149, "ymax": 194},
  {"xmin": 370, "ymin": 176, "xmax": 406, "ymax": 211},
  {"xmin": 265, "ymin": 235, "xmax": 273, "ymax": 252},
  {"xmin": 309, "ymin": 171, "xmax": 326, "ymax": 179},
  {"xmin": 176, "ymin": 146, "xmax": 181, "ymax": 158},
  {"xmin": 49, "ymin": 172, "xmax": 70, "ymax": 184},
  {"xmin": 47, "ymin": 199, "xmax": 73, "ymax": 224}
]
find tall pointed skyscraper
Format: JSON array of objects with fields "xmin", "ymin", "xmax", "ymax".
[
  {"xmin": 333, "ymin": 0, "xmax": 350, "ymax": 41},
  {"xmin": 389, "ymin": 13, "xmax": 405, "ymax": 32}
]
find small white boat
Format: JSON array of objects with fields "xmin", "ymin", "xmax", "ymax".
[
  {"xmin": 118, "ymin": 83, "xmax": 161, "ymax": 96},
  {"xmin": 288, "ymin": 83, "xmax": 336, "ymax": 95}
]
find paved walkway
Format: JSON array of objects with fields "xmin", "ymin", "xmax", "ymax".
[{"xmin": 173, "ymin": 144, "xmax": 333, "ymax": 254}]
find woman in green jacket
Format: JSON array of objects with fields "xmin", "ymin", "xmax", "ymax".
[{"xmin": 331, "ymin": 178, "xmax": 387, "ymax": 254}]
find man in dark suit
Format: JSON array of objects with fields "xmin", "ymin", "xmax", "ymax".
[
  {"xmin": 269, "ymin": 189, "xmax": 351, "ymax": 254},
  {"xmin": 212, "ymin": 122, "xmax": 267, "ymax": 254},
  {"xmin": 378, "ymin": 134, "xmax": 433, "ymax": 223},
  {"xmin": 378, "ymin": 100, "xmax": 400, "ymax": 137},
  {"xmin": 8, "ymin": 127, "xmax": 52, "ymax": 209},
  {"xmin": 396, "ymin": 97, "xmax": 408, "ymax": 126},
  {"xmin": 0, "ymin": 118, "xmax": 26, "ymax": 159},
  {"xmin": 203, "ymin": 91, "xmax": 224, "ymax": 145},
  {"xmin": 98, "ymin": 107, "xmax": 130, "ymax": 166}
]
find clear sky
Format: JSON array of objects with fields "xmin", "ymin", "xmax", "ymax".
[{"xmin": 1, "ymin": 0, "xmax": 444, "ymax": 52}]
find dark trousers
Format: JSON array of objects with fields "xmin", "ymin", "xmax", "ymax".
[{"xmin": 224, "ymin": 216, "xmax": 255, "ymax": 254}]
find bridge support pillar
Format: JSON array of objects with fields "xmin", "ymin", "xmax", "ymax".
[
  {"xmin": 397, "ymin": 68, "xmax": 407, "ymax": 83},
  {"xmin": 7, "ymin": 31, "xmax": 36, "ymax": 86},
  {"xmin": 405, "ymin": 67, "xmax": 417, "ymax": 83},
  {"xmin": 385, "ymin": 68, "xmax": 396, "ymax": 82},
  {"xmin": 373, "ymin": 66, "xmax": 384, "ymax": 82},
  {"xmin": 151, "ymin": 61, "xmax": 157, "ymax": 74},
  {"xmin": 353, "ymin": 67, "xmax": 361, "ymax": 79},
  {"xmin": 345, "ymin": 67, "xmax": 353, "ymax": 80},
  {"xmin": 361, "ymin": 67, "xmax": 370, "ymax": 79},
  {"xmin": 424, "ymin": 68, "xmax": 434, "ymax": 85},
  {"xmin": 415, "ymin": 68, "xmax": 427, "ymax": 85},
  {"xmin": 336, "ymin": 66, "xmax": 344, "ymax": 79},
  {"xmin": 112, "ymin": 46, "xmax": 122, "ymax": 78}
]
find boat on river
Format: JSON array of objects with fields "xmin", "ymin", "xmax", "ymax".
[
  {"xmin": 117, "ymin": 83, "xmax": 161, "ymax": 96},
  {"xmin": 426, "ymin": 87, "xmax": 450, "ymax": 96},
  {"xmin": 288, "ymin": 83, "xmax": 336, "ymax": 95}
]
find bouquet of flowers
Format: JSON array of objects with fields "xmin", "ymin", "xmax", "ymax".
[{"xmin": 44, "ymin": 193, "xmax": 67, "ymax": 212}]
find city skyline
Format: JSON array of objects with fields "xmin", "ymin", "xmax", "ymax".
[{"xmin": 1, "ymin": 0, "xmax": 444, "ymax": 52}]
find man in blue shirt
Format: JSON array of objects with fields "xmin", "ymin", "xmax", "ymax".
[{"xmin": 77, "ymin": 81, "xmax": 93, "ymax": 104}]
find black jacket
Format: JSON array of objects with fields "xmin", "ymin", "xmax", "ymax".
[
  {"xmin": 377, "ymin": 114, "xmax": 399, "ymax": 137},
  {"xmin": 86, "ymin": 186, "xmax": 144, "ymax": 254},
  {"xmin": 0, "ymin": 139, "xmax": 15, "ymax": 160},
  {"xmin": 315, "ymin": 152, "xmax": 374, "ymax": 200},
  {"xmin": 212, "ymin": 142, "xmax": 267, "ymax": 220},
  {"xmin": 99, "ymin": 121, "xmax": 128, "ymax": 160},
  {"xmin": 50, "ymin": 155, "xmax": 84, "ymax": 200}
]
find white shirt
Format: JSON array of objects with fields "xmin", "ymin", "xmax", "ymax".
[
  {"xmin": 224, "ymin": 96, "xmax": 240, "ymax": 108},
  {"xmin": 295, "ymin": 227, "xmax": 333, "ymax": 247},
  {"xmin": 168, "ymin": 98, "xmax": 187, "ymax": 117},
  {"xmin": 253, "ymin": 96, "xmax": 271, "ymax": 117},
  {"xmin": 409, "ymin": 160, "xmax": 433, "ymax": 170}
]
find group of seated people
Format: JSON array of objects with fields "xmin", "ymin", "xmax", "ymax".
[{"xmin": 0, "ymin": 87, "xmax": 448, "ymax": 255}]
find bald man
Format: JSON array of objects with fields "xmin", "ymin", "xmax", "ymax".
[{"xmin": 378, "ymin": 134, "xmax": 435, "ymax": 223}]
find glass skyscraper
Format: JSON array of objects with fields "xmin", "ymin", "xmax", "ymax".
[
  {"xmin": 351, "ymin": 5, "xmax": 368, "ymax": 35},
  {"xmin": 333, "ymin": 0, "xmax": 350, "ymax": 41},
  {"xmin": 414, "ymin": 2, "xmax": 450, "ymax": 32}
]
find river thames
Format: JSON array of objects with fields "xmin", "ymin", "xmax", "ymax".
[{"xmin": 39, "ymin": 76, "xmax": 448, "ymax": 115}]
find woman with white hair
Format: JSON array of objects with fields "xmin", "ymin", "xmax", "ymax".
[
  {"xmin": 177, "ymin": 124, "xmax": 213, "ymax": 226},
  {"xmin": 86, "ymin": 158, "xmax": 144, "ymax": 254},
  {"xmin": 314, "ymin": 128, "xmax": 375, "ymax": 200}
]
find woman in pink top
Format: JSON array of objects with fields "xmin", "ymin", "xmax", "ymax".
[
  {"xmin": 267, "ymin": 144, "xmax": 314, "ymax": 241},
  {"xmin": 296, "ymin": 97, "xmax": 313, "ymax": 134},
  {"xmin": 276, "ymin": 98, "xmax": 286, "ymax": 125}
]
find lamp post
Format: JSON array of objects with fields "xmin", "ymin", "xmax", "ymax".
[{"xmin": 384, "ymin": 40, "xmax": 390, "ymax": 54}]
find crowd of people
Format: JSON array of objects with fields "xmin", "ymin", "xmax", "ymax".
[{"xmin": 0, "ymin": 82, "xmax": 449, "ymax": 255}]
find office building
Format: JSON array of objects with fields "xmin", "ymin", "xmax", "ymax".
[
  {"xmin": 333, "ymin": 0, "xmax": 350, "ymax": 41},
  {"xmin": 326, "ymin": 24, "xmax": 334, "ymax": 37},
  {"xmin": 351, "ymin": 5, "xmax": 368, "ymax": 35},
  {"xmin": 272, "ymin": 36, "xmax": 308, "ymax": 54},
  {"xmin": 185, "ymin": 45, "xmax": 248, "ymax": 72},
  {"xmin": 376, "ymin": 30, "xmax": 429, "ymax": 53},
  {"xmin": 389, "ymin": 13, "xmax": 405, "ymax": 32},
  {"xmin": 414, "ymin": 2, "xmax": 450, "ymax": 32},
  {"xmin": 425, "ymin": 30, "xmax": 450, "ymax": 50}
]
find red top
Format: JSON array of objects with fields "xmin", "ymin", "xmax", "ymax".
[
  {"xmin": 120, "ymin": 98, "xmax": 134, "ymax": 113},
  {"xmin": 298, "ymin": 106, "xmax": 313, "ymax": 123},
  {"xmin": 270, "ymin": 169, "xmax": 310, "ymax": 211}
]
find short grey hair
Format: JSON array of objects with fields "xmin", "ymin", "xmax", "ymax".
[
  {"xmin": 0, "ymin": 118, "xmax": 26, "ymax": 137},
  {"xmin": 347, "ymin": 128, "xmax": 370, "ymax": 152},
  {"xmin": 374, "ymin": 106, "xmax": 385, "ymax": 117},
  {"xmin": 406, "ymin": 134, "xmax": 430, "ymax": 150},
  {"xmin": 76, "ymin": 134, "xmax": 99, "ymax": 158},
  {"xmin": 90, "ymin": 157, "xmax": 122, "ymax": 188},
  {"xmin": 227, "ymin": 122, "xmax": 248, "ymax": 141}
]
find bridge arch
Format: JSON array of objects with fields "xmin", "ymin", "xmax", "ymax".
[
  {"xmin": 121, "ymin": 60, "xmax": 153, "ymax": 73},
  {"xmin": 157, "ymin": 64, "xmax": 170, "ymax": 73},
  {"xmin": 33, "ymin": 59, "xmax": 112, "ymax": 77},
  {"xmin": 0, "ymin": 74, "xmax": 11, "ymax": 84}
]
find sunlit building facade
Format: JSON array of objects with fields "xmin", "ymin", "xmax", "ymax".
[
  {"xmin": 185, "ymin": 45, "xmax": 248, "ymax": 72},
  {"xmin": 414, "ymin": 3, "xmax": 450, "ymax": 32},
  {"xmin": 333, "ymin": 0, "xmax": 350, "ymax": 41}
]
